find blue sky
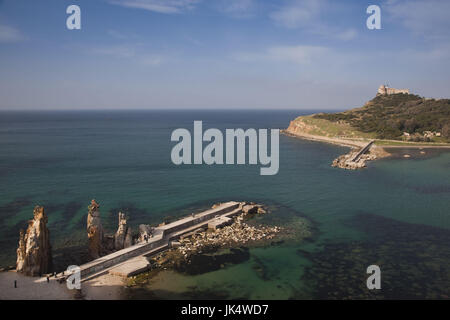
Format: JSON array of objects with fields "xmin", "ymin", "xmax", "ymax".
[{"xmin": 0, "ymin": 0, "xmax": 449, "ymax": 110}]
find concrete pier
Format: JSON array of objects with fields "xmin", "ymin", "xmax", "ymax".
[
  {"xmin": 350, "ymin": 140, "xmax": 374, "ymax": 162},
  {"xmin": 76, "ymin": 201, "xmax": 242, "ymax": 281}
]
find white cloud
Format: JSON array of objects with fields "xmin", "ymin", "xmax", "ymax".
[
  {"xmin": 270, "ymin": 0, "xmax": 321, "ymax": 29},
  {"xmin": 0, "ymin": 24, "xmax": 23, "ymax": 43},
  {"xmin": 336, "ymin": 29, "xmax": 357, "ymax": 41},
  {"xmin": 140, "ymin": 54, "xmax": 165, "ymax": 66},
  {"xmin": 108, "ymin": 0, "xmax": 200, "ymax": 14},
  {"xmin": 234, "ymin": 45, "xmax": 329, "ymax": 65},
  {"xmin": 385, "ymin": 0, "xmax": 450, "ymax": 39},
  {"xmin": 89, "ymin": 44, "xmax": 167, "ymax": 66},
  {"xmin": 216, "ymin": 0, "xmax": 257, "ymax": 18},
  {"xmin": 91, "ymin": 45, "xmax": 136, "ymax": 58},
  {"xmin": 269, "ymin": 1, "xmax": 357, "ymax": 41}
]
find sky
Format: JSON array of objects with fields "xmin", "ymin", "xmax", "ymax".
[{"xmin": 0, "ymin": 0, "xmax": 449, "ymax": 110}]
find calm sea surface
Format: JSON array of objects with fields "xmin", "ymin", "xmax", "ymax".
[{"xmin": 0, "ymin": 110, "xmax": 449, "ymax": 299}]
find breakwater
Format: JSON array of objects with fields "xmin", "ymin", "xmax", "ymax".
[{"xmin": 73, "ymin": 201, "xmax": 242, "ymax": 281}]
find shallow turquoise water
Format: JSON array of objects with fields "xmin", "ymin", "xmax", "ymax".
[{"xmin": 0, "ymin": 110, "xmax": 449, "ymax": 299}]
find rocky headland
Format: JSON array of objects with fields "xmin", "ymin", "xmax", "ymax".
[{"xmin": 284, "ymin": 88, "xmax": 450, "ymax": 170}]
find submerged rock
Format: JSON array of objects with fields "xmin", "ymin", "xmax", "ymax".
[
  {"xmin": 16, "ymin": 206, "xmax": 52, "ymax": 276},
  {"xmin": 87, "ymin": 199, "xmax": 104, "ymax": 259}
]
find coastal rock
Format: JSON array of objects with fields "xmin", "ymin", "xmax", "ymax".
[
  {"xmin": 331, "ymin": 145, "xmax": 378, "ymax": 170},
  {"xmin": 87, "ymin": 199, "xmax": 104, "ymax": 259},
  {"xmin": 114, "ymin": 212, "xmax": 132, "ymax": 250},
  {"xmin": 242, "ymin": 204, "xmax": 258, "ymax": 215},
  {"xmin": 16, "ymin": 206, "xmax": 52, "ymax": 276},
  {"xmin": 103, "ymin": 235, "xmax": 115, "ymax": 252}
]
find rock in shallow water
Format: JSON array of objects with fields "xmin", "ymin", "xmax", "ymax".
[
  {"xmin": 16, "ymin": 206, "xmax": 52, "ymax": 276},
  {"xmin": 86, "ymin": 199, "xmax": 104, "ymax": 259},
  {"xmin": 114, "ymin": 212, "xmax": 132, "ymax": 250}
]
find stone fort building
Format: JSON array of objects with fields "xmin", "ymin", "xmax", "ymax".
[{"xmin": 377, "ymin": 84, "xmax": 409, "ymax": 95}]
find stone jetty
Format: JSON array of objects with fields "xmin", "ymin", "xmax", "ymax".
[
  {"xmin": 62, "ymin": 201, "xmax": 271, "ymax": 281},
  {"xmin": 332, "ymin": 140, "xmax": 377, "ymax": 170}
]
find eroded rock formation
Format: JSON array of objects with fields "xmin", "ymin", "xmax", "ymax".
[
  {"xmin": 16, "ymin": 206, "xmax": 52, "ymax": 276},
  {"xmin": 87, "ymin": 199, "xmax": 104, "ymax": 259},
  {"xmin": 114, "ymin": 212, "xmax": 132, "ymax": 250}
]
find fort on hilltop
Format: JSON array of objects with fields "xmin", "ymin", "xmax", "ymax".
[{"xmin": 377, "ymin": 84, "xmax": 409, "ymax": 95}]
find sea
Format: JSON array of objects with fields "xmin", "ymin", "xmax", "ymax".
[{"xmin": 0, "ymin": 110, "xmax": 449, "ymax": 299}]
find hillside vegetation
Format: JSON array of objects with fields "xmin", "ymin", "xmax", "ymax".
[{"xmin": 313, "ymin": 94, "xmax": 450, "ymax": 141}]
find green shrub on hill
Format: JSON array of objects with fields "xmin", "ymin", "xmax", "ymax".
[{"xmin": 314, "ymin": 94, "xmax": 450, "ymax": 140}]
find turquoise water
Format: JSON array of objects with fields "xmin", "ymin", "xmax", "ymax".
[{"xmin": 0, "ymin": 110, "xmax": 449, "ymax": 299}]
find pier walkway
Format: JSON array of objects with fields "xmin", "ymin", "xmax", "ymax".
[
  {"xmin": 73, "ymin": 201, "xmax": 242, "ymax": 281},
  {"xmin": 350, "ymin": 140, "xmax": 374, "ymax": 162}
]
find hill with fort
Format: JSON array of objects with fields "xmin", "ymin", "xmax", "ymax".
[{"xmin": 286, "ymin": 86, "xmax": 450, "ymax": 144}]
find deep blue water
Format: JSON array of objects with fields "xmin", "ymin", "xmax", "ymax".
[{"xmin": 0, "ymin": 110, "xmax": 449, "ymax": 299}]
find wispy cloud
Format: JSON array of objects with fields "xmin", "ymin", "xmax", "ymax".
[
  {"xmin": 140, "ymin": 54, "xmax": 166, "ymax": 66},
  {"xmin": 0, "ymin": 24, "xmax": 23, "ymax": 43},
  {"xmin": 108, "ymin": 0, "xmax": 200, "ymax": 14},
  {"xmin": 385, "ymin": 0, "xmax": 450, "ymax": 39},
  {"xmin": 336, "ymin": 29, "xmax": 357, "ymax": 41},
  {"xmin": 216, "ymin": 0, "xmax": 257, "ymax": 18},
  {"xmin": 107, "ymin": 29, "xmax": 140, "ymax": 40},
  {"xmin": 234, "ymin": 45, "xmax": 330, "ymax": 65},
  {"xmin": 269, "ymin": 0, "xmax": 357, "ymax": 41},
  {"xmin": 91, "ymin": 45, "xmax": 136, "ymax": 58},
  {"xmin": 269, "ymin": 0, "xmax": 321, "ymax": 29},
  {"xmin": 89, "ymin": 44, "xmax": 166, "ymax": 66}
]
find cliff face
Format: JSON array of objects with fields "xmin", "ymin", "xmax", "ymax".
[
  {"xmin": 114, "ymin": 212, "xmax": 132, "ymax": 250},
  {"xmin": 16, "ymin": 206, "xmax": 52, "ymax": 276},
  {"xmin": 87, "ymin": 199, "xmax": 104, "ymax": 259},
  {"xmin": 285, "ymin": 118, "xmax": 320, "ymax": 136},
  {"xmin": 286, "ymin": 120, "xmax": 303, "ymax": 135}
]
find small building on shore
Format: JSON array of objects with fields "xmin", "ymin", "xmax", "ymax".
[{"xmin": 377, "ymin": 84, "xmax": 409, "ymax": 95}]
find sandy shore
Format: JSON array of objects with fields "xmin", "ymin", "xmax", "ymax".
[
  {"xmin": 283, "ymin": 130, "xmax": 450, "ymax": 154},
  {"xmin": 282, "ymin": 130, "xmax": 366, "ymax": 148},
  {"xmin": 0, "ymin": 270, "xmax": 125, "ymax": 300},
  {"xmin": 381, "ymin": 144, "xmax": 450, "ymax": 149},
  {"xmin": 82, "ymin": 273, "xmax": 126, "ymax": 300},
  {"xmin": 0, "ymin": 271, "xmax": 73, "ymax": 300}
]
